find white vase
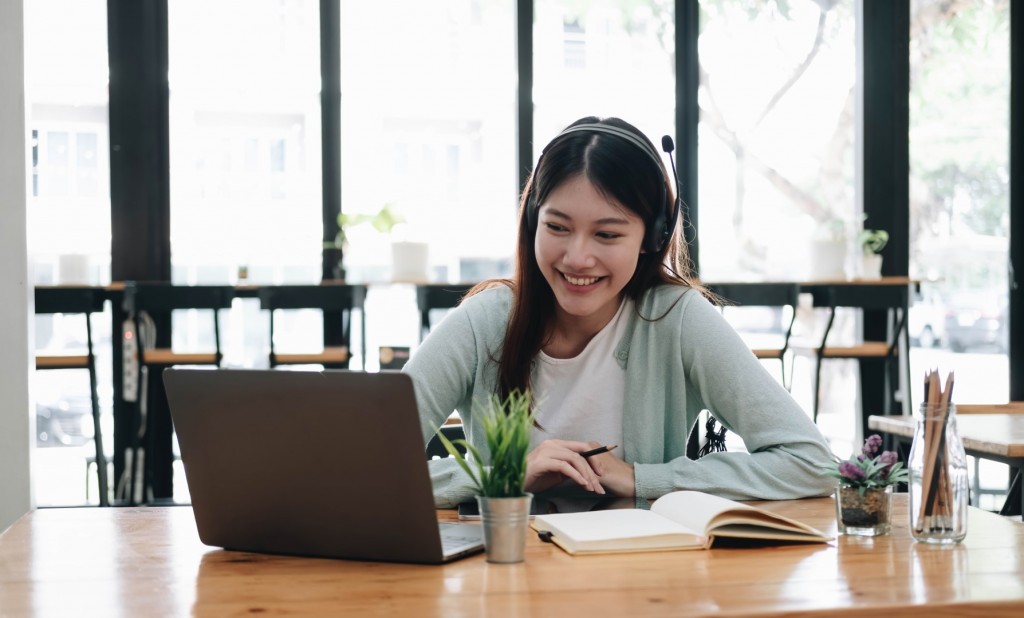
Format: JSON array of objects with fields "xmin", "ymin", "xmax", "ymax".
[
  {"xmin": 860, "ymin": 253, "xmax": 883, "ymax": 279},
  {"xmin": 390, "ymin": 241, "xmax": 430, "ymax": 283},
  {"xmin": 808, "ymin": 239, "xmax": 848, "ymax": 280},
  {"xmin": 57, "ymin": 253, "xmax": 91, "ymax": 284}
]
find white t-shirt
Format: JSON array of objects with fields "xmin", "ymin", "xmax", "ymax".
[{"xmin": 530, "ymin": 299, "xmax": 632, "ymax": 459}]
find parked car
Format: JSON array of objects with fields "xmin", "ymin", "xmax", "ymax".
[{"xmin": 943, "ymin": 291, "xmax": 1008, "ymax": 353}]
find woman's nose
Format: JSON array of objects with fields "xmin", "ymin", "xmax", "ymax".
[{"xmin": 562, "ymin": 234, "xmax": 597, "ymax": 269}]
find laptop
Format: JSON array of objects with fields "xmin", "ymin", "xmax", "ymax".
[{"xmin": 163, "ymin": 367, "xmax": 484, "ymax": 564}]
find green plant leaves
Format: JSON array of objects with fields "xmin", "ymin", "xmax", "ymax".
[{"xmin": 433, "ymin": 390, "xmax": 535, "ymax": 498}]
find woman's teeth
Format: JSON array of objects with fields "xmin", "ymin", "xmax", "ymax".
[{"xmin": 564, "ymin": 274, "xmax": 599, "ymax": 286}]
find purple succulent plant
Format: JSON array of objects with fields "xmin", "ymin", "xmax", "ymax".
[
  {"xmin": 862, "ymin": 434, "xmax": 883, "ymax": 458},
  {"xmin": 839, "ymin": 461, "xmax": 866, "ymax": 482},
  {"xmin": 826, "ymin": 434, "xmax": 909, "ymax": 489}
]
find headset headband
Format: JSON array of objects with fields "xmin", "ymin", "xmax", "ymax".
[{"xmin": 527, "ymin": 123, "xmax": 681, "ymax": 253}]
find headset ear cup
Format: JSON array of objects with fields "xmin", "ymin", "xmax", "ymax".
[
  {"xmin": 665, "ymin": 197, "xmax": 681, "ymax": 249},
  {"xmin": 647, "ymin": 196, "xmax": 681, "ymax": 253},
  {"xmin": 526, "ymin": 193, "xmax": 537, "ymax": 232},
  {"xmin": 646, "ymin": 213, "xmax": 666, "ymax": 253}
]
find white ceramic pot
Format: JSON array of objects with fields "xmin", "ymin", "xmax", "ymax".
[
  {"xmin": 808, "ymin": 239, "xmax": 848, "ymax": 280},
  {"xmin": 58, "ymin": 253, "xmax": 91, "ymax": 284},
  {"xmin": 860, "ymin": 253, "xmax": 883, "ymax": 278},
  {"xmin": 390, "ymin": 241, "xmax": 430, "ymax": 283}
]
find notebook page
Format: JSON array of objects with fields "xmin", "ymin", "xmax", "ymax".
[{"xmin": 651, "ymin": 491, "xmax": 756, "ymax": 533}]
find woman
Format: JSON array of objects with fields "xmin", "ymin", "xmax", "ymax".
[{"xmin": 405, "ymin": 116, "xmax": 834, "ymax": 507}]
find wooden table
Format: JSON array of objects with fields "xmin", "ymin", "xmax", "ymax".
[
  {"xmin": 868, "ymin": 413, "xmax": 1024, "ymax": 517},
  {"xmin": 3, "ymin": 497, "xmax": 1024, "ymax": 616}
]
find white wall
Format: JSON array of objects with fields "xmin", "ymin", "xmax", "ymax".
[{"xmin": 0, "ymin": 0, "xmax": 33, "ymax": 534}]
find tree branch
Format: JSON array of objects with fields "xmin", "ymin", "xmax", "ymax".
[{"xmin": 752, "ymin": 4, "xmax": 830, "ymax": 130}]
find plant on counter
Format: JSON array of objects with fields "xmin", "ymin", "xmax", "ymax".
[
  {"xmin": 826, "ymin": 434, "xmax": 908, "ymax": 536},
  {"xmin": 858, "ymin": 228, "xmax": 889, "ymax": 255},
  {"xmin": 323, "ymin": 203, "xmax": 405, "ymax": 280},
  {"xmin": 435, "ymin": 390, "xmax": 534, "ymax": 498},
  {"xmin": 328, "ymin": 203, "xmax": 404, "ymax": 249},
  {"xmin": 825, "ymin": 434, "xmax": 909, "ymax": 494}
]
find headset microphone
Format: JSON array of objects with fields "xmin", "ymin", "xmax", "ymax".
[{"xmin": 660, "ymin": 135, "xmax": 682, "ymax": 252}]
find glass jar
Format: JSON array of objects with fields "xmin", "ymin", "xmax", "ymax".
[
  {"xmin": 908, "ymin": 403, "xmax": 968, "ymax": 544},
  {"xmin": 836, "ymin": 484, "xmax": 893, "ymax": 536}
]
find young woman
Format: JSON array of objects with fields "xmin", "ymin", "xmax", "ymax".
[{"xmin": 404, "ymin": 116, "xmax": 835, "ymax": 507}]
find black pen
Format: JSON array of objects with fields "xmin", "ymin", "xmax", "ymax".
[{"xmin": 580, "ymin": 444, "xmax": 617, "ymax": 458}]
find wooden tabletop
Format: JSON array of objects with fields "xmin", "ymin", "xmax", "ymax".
[
  {"xmin": 868, "ymin": 414, "xmax": 1024, "ymax": 459},
  {"xmin": 2, "ymin": 497, "xmax": 1024, "ymax": 616}
]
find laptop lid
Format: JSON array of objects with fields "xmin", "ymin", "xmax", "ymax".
[{"xmin": 163, "ymin": 367, "xmax": 482, "ymax": 564}]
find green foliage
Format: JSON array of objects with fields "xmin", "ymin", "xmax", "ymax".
[
  {"xmin": 909, "ymin": 1, "xmax": 1010, "ymax": 241},
  {"xmin": 858, "ymin": 229, "xmax": 888, "ymax": 255},
  {"xmin": 821, "ymin": 435, "xmax": 909, "ymax": 497},
  {"xmin": 434, "ymin": 390, "xmax": 534, "ymax": 498},
  {"xmin": 325, "ymin": 203, "xmax": 405, "ymax": 249}
]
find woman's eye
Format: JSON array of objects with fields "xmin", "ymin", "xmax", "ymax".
[
  {"xmin": 544, "ymin": 222, "xmax": 567, "ymax": 233},
  {"xmin": 596, "ymin": 232, "xmax": 622, "ymax": 240}
]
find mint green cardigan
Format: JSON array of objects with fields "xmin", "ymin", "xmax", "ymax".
[{"xmin": 404, "ymin": 285, "xmax": 836, "ymax": 507}]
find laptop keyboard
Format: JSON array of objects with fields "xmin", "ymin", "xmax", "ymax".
[{"xmin": 439, "ymin": 523, "xmax": 483, "ymax": 552}]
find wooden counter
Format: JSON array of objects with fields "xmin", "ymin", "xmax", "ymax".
[{"xmin": 3, "ymin": 496, "xmax": 1024, "ymax": 616}]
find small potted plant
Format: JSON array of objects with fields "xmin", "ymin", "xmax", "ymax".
[
  {"xmin": 435, "ymin": 390, "xmax": 534, "ymax": 563},
  {"xmin": 323, "ymin": 203, "xmax": 405, "ymax": 281},
  {"xmin": 823, "ymin": 434, "xmax": 908, "ymax": 536},
  {"xmin": 858, "ymin": 228, "xmax": 889, "ymax": 279}
]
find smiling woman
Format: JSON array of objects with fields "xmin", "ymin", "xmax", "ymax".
[
  {"xmin": 534, "ymin": 176, "xmax": 646, "ymax": 347},
  {"xmin": 403, "ymin": 117, "xmax": 836, "ymax": 509}
]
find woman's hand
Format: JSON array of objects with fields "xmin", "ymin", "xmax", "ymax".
[
  {"xmin": 524, "ymin": 439, "xmax": 607, "ymax": 495},
  {"xmin": 592, "ymin": 453, "xmax": 636, "ymax": 497}
]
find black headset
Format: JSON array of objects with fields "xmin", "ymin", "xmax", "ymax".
[{"xmin": 526, "ymin": 123, "xmax": 682, "ymax": 254}]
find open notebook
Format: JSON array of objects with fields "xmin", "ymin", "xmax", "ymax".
[
  {"xmin": 531, "ymin": 490, "xmax": 832, "ymax": 555},
  {"xmin": 163, "ymin": 368, "xmax": 484, "ymax": 564}
]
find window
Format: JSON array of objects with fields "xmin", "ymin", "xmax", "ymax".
[
  {"xmin": 168, "ymin": 0, "xmax": 323, "ymax": 288},
  {"xmin": 337, "ymin": 1, "xmax": 517, "ymax": 367},
  {"xmin": 168, "ymin": 0, "xmax": 323, "ymax": 378},
  {"xmin": 339, "ymin": 0, "xmax": 517, "ymax": 286},
  {"xmin": 25, "ymin": 0, "xmax": 112, "ymax": 507},
  {"xmin": 698, "ymin": 0, "xmax": 857, "ymax": 282},
  {"xmin": 908, "ymin": 0, "xmax": 1010, "ymax": 405},
  {"xmin": 534, "ymin": 0, "xmax": 676, "ymax": 159},
  {"xmin": 26, "ymin": 0, "xmax": 111, "ymax": 285}
]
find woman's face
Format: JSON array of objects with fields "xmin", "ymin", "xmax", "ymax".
[{"xmin": 534, "ymin": 175, "xmax": 646, "ymax": 330}]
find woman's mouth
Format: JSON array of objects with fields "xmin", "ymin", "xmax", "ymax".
[{"xmin": 562, "ymin": 273, "xmax": 602, "ymax": 287}]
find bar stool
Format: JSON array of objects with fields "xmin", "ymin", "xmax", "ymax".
[
  {"xmin": 34, "ymin": 286, "xmax": 110, "ymax": 506},
  {"xmin": 258, "ymin": 284, "xmax": 367, "ymax": 369},
  {"xmin": 121, "ymin": 282, "xmax": 234, "ymax": 504},
  {"xmin": 795, "ymin": 283, "xmax": 910, "ymax": 426},
  {"xmin": 425, "ymin": 421, "xmax": 467, "ymax": 460},
  {"xmin": 416, "ymin": 284, "xmax": 474, "ymax": 341},
  {"xmin": 708, "ymin": 282, "xmax": 800, "ymax": 390}
]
